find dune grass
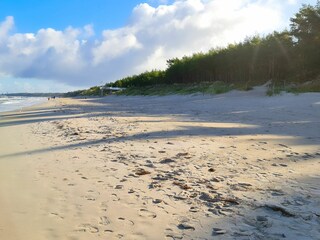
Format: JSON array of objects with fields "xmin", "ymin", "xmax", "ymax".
[
  {"xmin": 266, "ymin": 79, "xmax": 320, "ymax": 96},
  {"xmin": 116, "ymin": 82, "xmax": 233, "ymax": 96}
]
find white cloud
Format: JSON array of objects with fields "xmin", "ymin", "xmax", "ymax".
[
  {"xmin": 93, "ymin": 28, "xmax": 142, "ymax": 64},
  {"xmin": 287, "ymin": 0, "xmax": 298, "ymax": 5},
  {"xmin": 0, "ymin": 0, "xmax": 287, "ymax": 89},
  {"xmin": 0, "ymin": 16, "xmax": 14, "ymax": 39}
]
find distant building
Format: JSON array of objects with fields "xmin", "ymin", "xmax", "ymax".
[{"xmin": 100, "ymin": 86, "xmax": 125, "ymax": 96}]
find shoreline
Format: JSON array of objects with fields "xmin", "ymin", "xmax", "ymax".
[
  {"xmin": 0, "ymin": 93, "xmax": 319, "ymax": 239},
  {"xmin": 0, "ymin": 96, "xmax": 47, "ymax": 113}
]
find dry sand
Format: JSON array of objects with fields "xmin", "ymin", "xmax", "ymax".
[{"xmin": 0, "ymin": 88, "xmax": 319, "ymax": 240}]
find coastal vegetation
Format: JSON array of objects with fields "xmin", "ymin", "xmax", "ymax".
[
  {"xmin": 63, "ymin": 86, "xmax": 101, "ymax": 97},
  {"xmin": 117, "ymin": 82, "xmax": 233, "ymax": 96},
  {"xmin": 2, "ymin": 93, "xmax": 64, "ymax": 97},
  {"xmin": 65, "ymin": 2, "xmax": 320, "ymax": 97}
]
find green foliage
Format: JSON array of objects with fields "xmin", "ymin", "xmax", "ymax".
[
  {"xmin": 80, "ymin": 86, "xmax": 101, "ymax": 96},
  {"xmin": 64, "ymin": 90, "xmax": 85, "ymax": 97},
  {"xmin": 116, "ymin": 82, "xmax": 233, "ymax": 96},
  {"xmin": 107, "ymin": 70, "xmax": 166, "ymax": 88},
  {"xmin": 289, "ymin": 79, "xmax": 320, "ymax": 93},
  {"xmin": 290, "ymin": 1, "xmax": 320, "ymax": 76},
  {"xmin": 164, "ymin": 32, "xmax": 295, "ymax": 87},
  {"xmin": 266, "ymin": 78, "xmax": 320, "ymax": 96},
  {"xmin": 64, "ymin": 86, "xmax": 101, "ymax": 97}
]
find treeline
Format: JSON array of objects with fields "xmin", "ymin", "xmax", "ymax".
[
  {"xmin": 2, "ymin": 93, "xmax": 63, "ymax": 97},
  {"xmin": 107, "ymin": 2, "xmax": 320, "ymax": 89},
  {"xmin": 107, "ymin": 70, "xmax": 166, "ymax": 88},
  {"xmin": 64, "ymin": 86, "xmax": 101, "ymax": 97}
]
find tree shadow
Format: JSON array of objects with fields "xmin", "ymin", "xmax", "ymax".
[{"xmin": 1, "ymin": 94, "xmax": 319, "ymax": 157}]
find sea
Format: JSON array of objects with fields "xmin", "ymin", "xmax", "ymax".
[{"xmin": 0, "ymin": 96, "xmax": 47, "ymax": 113}]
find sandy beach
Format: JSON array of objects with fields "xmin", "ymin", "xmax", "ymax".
[{"xmin": 0, "ymin": 89, "xmax": 319, "ymax": 240}]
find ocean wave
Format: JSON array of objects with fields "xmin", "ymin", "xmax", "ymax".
[{"xmin": 0, "ymin": 96, "xmax": 46, "ymax": 112}]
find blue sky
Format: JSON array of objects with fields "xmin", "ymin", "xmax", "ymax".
[
  {"xmin": 0, "ymin": 0, "xmax": 146, "ymax": 33},
  {"xmin": 0, "ymin": 0, "xmax": 317, "ymax": 93}
]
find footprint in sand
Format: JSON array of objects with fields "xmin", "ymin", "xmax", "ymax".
[
  {"xmin": 111, "ymin": 193, "xmax": 120, "ymax": 201},
  {"xmin": 138, "ymin": 208, "xmax": 157, "ymax": 218},
  {"xmin": 100, "ymin": 201, "xmax": 109, "ymax": 212},
  {"xmin": 166, "ymin": 233, "xmax": 184, "ymax": 239},
  {"xmin": 49, "ymin": 212, "xmax": 64, "ymax": 219},
  {"xmin": 99, "ymin": 216, "xmax": 111, "ymax": 225},
  {"xmin": 84, "ymin": 195, "xmax": 96, "ymax": 201},
  {"xmin": 116, "ymin": 217, "xmax": 135, "ymax": 229},
  {"xmin": 75, "ymin": 224, "xmax": 99, "ymax": 233}
]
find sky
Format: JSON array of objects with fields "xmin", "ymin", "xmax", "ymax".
[{"xmin": 0, "ymin": 0, "xmax": 317, "ymax": 93}]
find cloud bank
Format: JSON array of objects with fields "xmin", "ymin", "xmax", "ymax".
[{"xmin": 0, "ymin": 0, "xmax": 287, "ymax": 87}]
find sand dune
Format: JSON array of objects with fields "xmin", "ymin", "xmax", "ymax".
[{"xmin": 0, "ymin": 90, "xmax": 319, "ymax": 239}]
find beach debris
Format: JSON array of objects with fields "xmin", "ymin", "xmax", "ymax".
[
  {"xmin": 135, "ymin": 168, "xmax": 151, "ymax": 176},
  {"xmin": 160, "ymin": 158, "xmax": 176, "ymax": 164},
  {"xmin": 176, "ymin": 152, "xmax": 189, "ymax": 158},
  {"xmin": 177, "ymin": 223, "xmax": 195, "ymax": 230},
  {"xmin": 149, "ymin": 181, "xmax": 162, "ymax": 189},
  {"xmin": 208, "ymin": 168, "xmax": 215, "ymax": 172},
  {"xmin": 199, "ymin": 192, "xmax": 239, "ymax": 205},
  {"xmin": 173, "ymin": 181, "xmax": 192, "ymax": 190},
  {"xmin": 212, "ymin": 228, "xmax": 227, "ymax": 235},
  {"xmin": 152, "ymin": 174, "xmax": 169, "ymax": 181},
  {"xmin": 152, "ymin": 199, "xmax": 163, "ymax": 204}
]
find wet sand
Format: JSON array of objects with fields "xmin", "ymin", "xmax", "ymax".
[{"xmin": 0, "ymin": 89, "xmax": 319, "ymax": 239}]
